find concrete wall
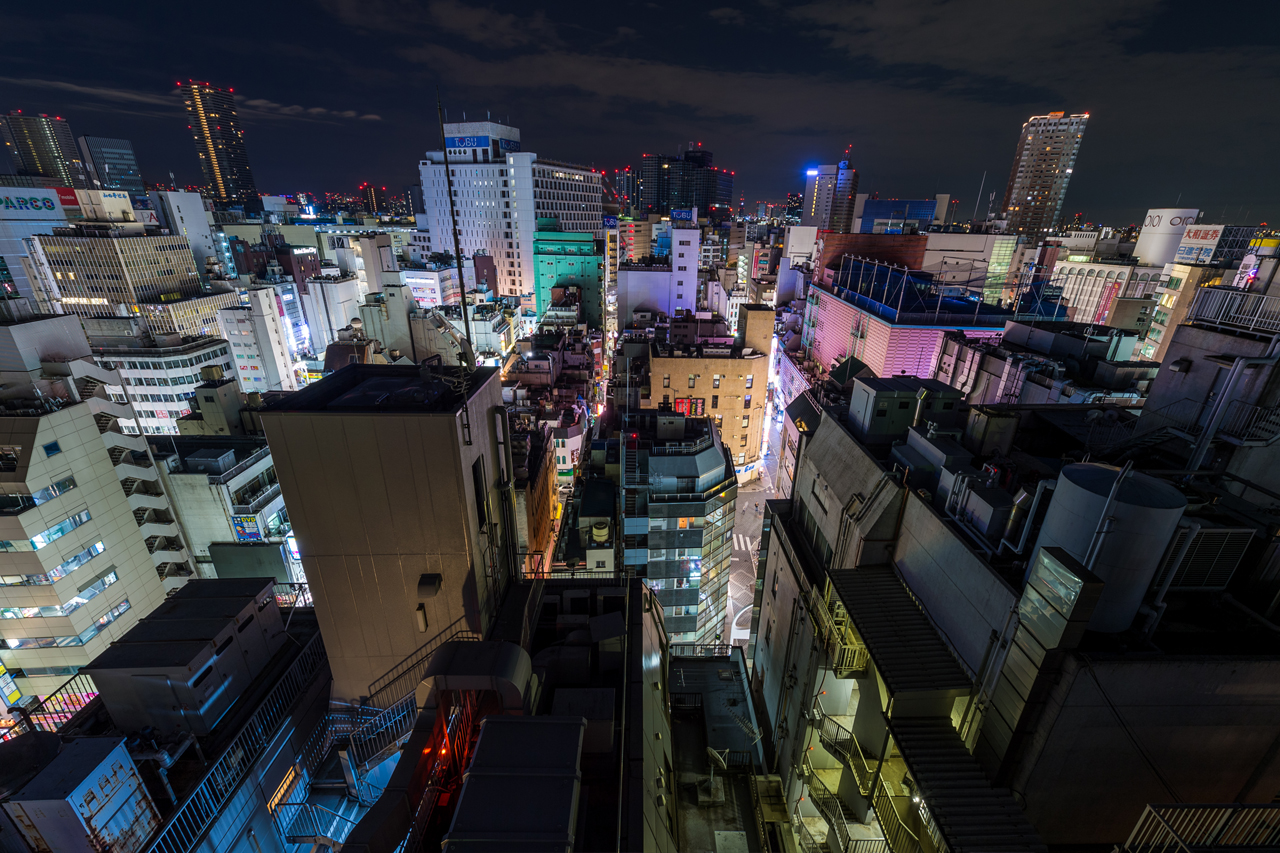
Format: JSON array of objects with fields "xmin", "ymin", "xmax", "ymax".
[
  {"xmin": 893, "ymin": 492, "xmax": 1016, "ymax": 676},
  {"xmin": 261, "ymin": 374, "xmax": 506, "ymax": 701},
  {"xmin": 1016, "ymin": 656, "xmax": 1280, "ymax": 845}
]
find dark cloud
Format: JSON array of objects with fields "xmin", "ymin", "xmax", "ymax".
[{"xmin": 0, "ymin": 0, "xmax": 1275, "ymax": 224}]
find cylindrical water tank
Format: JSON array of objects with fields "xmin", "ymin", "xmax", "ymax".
[{"xmin": 1032, "ymin": 463, "xmax": 1186, "ymax": 633}]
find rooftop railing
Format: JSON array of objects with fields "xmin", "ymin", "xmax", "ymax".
[
  {"xmin": 1119, "ymin": 803, "xmax": 1280, "ymax": 851},
  {"xmin": 1186, "ymin": 286, "xmax": 1280, "ymax": 334},
  {"xmin": 207, "ymin": 445, "xmax": 271, "ymax": 485},
  {"xmin": 145, "ymin": 630, "xmax": 328, "ymax": 853}
]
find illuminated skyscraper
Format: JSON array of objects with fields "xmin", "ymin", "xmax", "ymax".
[
  {"xmin": 801, "ymin": 164, "xmax": 837, "ymax": 229},
  {"xmin": 77, "ymin": 135, "xmax": 146, "ymax": 200},
  {"xmin": 828, "ymin": 160, "xmax": 860, "ymax": 234},
  {"xmin": 0, "ymin": 111, "xmax": 88, "ymax": 188},
  {"xmin": 181, "ymin": 81, "xmax": 261, "ymax": 212},
  {"xmin": 1001, "ymin": 112, "xmax": 1089, "ymax": 235}
]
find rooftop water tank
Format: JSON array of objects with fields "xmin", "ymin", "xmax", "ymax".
[{"xmin": 1032, "ymin": 463, "xmax": 1185, "ymax": 633}]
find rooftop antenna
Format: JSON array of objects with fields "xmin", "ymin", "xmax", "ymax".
[{"xmin": 437, "ymin": 87, "xmax": 475, "ymax": 365}]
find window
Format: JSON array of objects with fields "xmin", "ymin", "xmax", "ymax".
[
  {"xmin": 771, "ymin": 572, "xmax": 779, "ymax": 597},
  {"xmin": 711, "ymin": 395, "xmax": 718, "ymax": 409},
  {"xmin": 765, "ymin": 619, "xmax": 773, "ymax": 645},
  {"xmin": 662, "ymin": 375, "xmax": 670, "ymax": 388},
  {"xmin": 742, "ymin": 416, "xmax": 750, "ymax": 428},
  {"xmin": 42, "ymin": 442, "xmax": 62, "ymax": 458},
  {"xmin": 713, "ymin": 374, "xmax": 720, "ymax": 388},
  {"xmin": 471, "ymin": 458, "xmax": 487, "ymax": 526},
  {"xmin": 737, "ymin": 452, "xmax": 745, "ymax": 464},
  {"xmin": 688, "ymin": 375, "xmax": 696, "ymax": 388},
  {"xmin": 743, "ymin": 395, "xmax": 751, "ymax": 409},
  {"xmin": 740, "ymin": 435, "xmax": 748, "ymax": 446},
  {"xmin": 745, "ymin": 375, "xmax": 753, "ymax": 389},
  {"xmin": 28, "ymin": 511, "xmax": 92, "ymax": 551}
]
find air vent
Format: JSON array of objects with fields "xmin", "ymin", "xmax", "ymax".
[{"xmin": 1149, "ymin": 524, "xmax": 1254, "ymax": 591}]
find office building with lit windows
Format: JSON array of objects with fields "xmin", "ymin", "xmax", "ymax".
[
  {"xmin": 0, "ymin": 112, "xmax": 88, "ymax": 189},
  {"xmin": 802, "ymin": 164, "xmax": 838, "ymax": 230},
  {"xmin": 1001, "ymin": 111, "xmax": 1089, "ymax": 235},
  {"xmin": 76, "ymin": 136, "xmax": 145, "ymax": 200},
  {"xmin": 419, "ymin": 122, "xmax": 603, "ymax": 306},
  {"xmin": 181, "ymin": 81, "xmax": 261, "ymax": 212},
  {"xmin": 22, "ymin": 229, "xmax": 239, "ymax": 336}
]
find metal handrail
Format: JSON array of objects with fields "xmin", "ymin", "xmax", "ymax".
[
  {"xmin": 273, "ymin": 583, "xmax": 313, "ymax": 609},
  {"xmin": 1120, "ymin": 803, "xmax": 1280, "ymax": 850},
  {"xmin": 207, "ymin": 445, "xmax": 271, "ymax": 485},
  {"xmin": 1218, "ymin": 400, "xmax": 1280, "ymax": 445},
  {"xmin": 670, "ymin": 643, "xmax": 731, "ymax": 658},
  {"xmin": 232, "ymin": 482, "xmax": 282, "ymax": 515},
  {"xmin": 803, "ymin": 756, "xmax": 851, "ymax": 852},
  {"xmin": 364, "ymin": 618, "xmax": 480, "ymax": 711},
  {"xmin": 348, "ymin": 693, "xmax": 418, "ymax": 771},
  {"xmin": 873, "ymin": 782, "xmax": 923, "ymax": 853},
  {"xmin": 1, "ymin": 672, "xmax": 101, "ymax": 741},
  {"xmin": 1187, "ymin": 287, "xmax": 1280, "ymax": 334},
  {"xmin": 272, "ymin": 802, "xmax": 359, "ymax": 846},
  {"xmin": 813, "ymin": 704, "xmax": 876, "ymax": 794},
  {"xmin": 145, "ymin": 631, "xmax": 328, "ymax": 853}
]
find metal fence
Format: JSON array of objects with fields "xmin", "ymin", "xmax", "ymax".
[
  {"xmin": 363, "ymin": 618, "xmax": 480, "ymax": 712},
  {"xmin": 273, "ymin": 582, "xmax": 312, "ymax": 609},
  {"xmin": 348, "ymin": 692, "xmax": 418, "ymax": 772},
  {"xmin": 1, "ymin": 671, "xmax": 100, "ymax": 741},
  {"xmin": 272, "ymin": 802, "xmax": 359, "ymax": 848},
  {"xmin": 1120, "ymin": 803, "xmax": 1280, "ymax": 851},
  {"xmin": 670, "ymin": 643, "xmax": 731, "ymax": 658},
  {"xmin": 145, "ymin": 631, "xmax": 328, "ymax": 853},
  {"xmin": 1187, "ymin": 287, "xmax": 1280, "ymax": 334}
]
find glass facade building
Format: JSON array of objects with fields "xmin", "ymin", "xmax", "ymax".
[{"xmin": 77, "ymin": 135, "xmax": 146, "ymax": 200}]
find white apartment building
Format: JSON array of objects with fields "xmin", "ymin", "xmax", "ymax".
[
  {"xmin": 217, "ymin": 288, "xmax": 298, "ymax": 393},
  {"xmin": 615, "ymin": 226, "xmax": 702, "ymax": 326},
  {"xmin": 149, "ymin": 190, "xmax": 220, "ymax": 273},
  {"xmin": 91, "ymin": 335, "xmax": 235, "ymax": 435},
  {"xmin": 419, "ymin": 122, "xmax": 603, "ymax": 302},
  {"xmin": 0, "ymin": 313, "xmax": 193, "ymax": 697},
  {"xmin": 1052, "ymin": 261, "xmax": 1164, "ymax": 323}
]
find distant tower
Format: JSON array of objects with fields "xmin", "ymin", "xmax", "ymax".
[
  {"xmin": 77, "ymin": 135, "xmax": 146, "ymax": 199},
  {"xmin": 828, "ymin": 157, "xmax": 860, "ymax": 234},
  {"xmin": 0, "ymin": 111, "xmax": 88, "ymax": 187},
  {"xmin": 1001, "ymin": 112, "xmax": 1089, "ymax": 236},
  {"xmin": 181, "ymin": 81, "xmax": 261, "ymax": 212}
]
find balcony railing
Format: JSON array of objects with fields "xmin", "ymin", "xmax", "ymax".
[
  {"xmin": 1217, "ymin": 400, "xmax": 1280, "ymax": 445},
  {"xmin": 0, "ymin": 671, "xmax": 101, "ymax": 742},
  {"xmin": 813, "ymin": 704, "xmax": 877, "ymax": 795},
  {"xmin": 207, "ymin": 445, "xmax": 271, "ymax": 485},
  {"xmin": 1119, "ymin": 803, "xmax": 1280, "ymax": 851},
  {"xmin": 810, "ymin": 579, "xmax": 870, "ymax": 677},
  {"xmin": 803, "ymin": 756, "xmax": 853, "ymax": 853},
  {"xmin": 272, "ymin": 803, "xmax": 359, "ymax": 848},
  {"xmin": 670, "ymin": 643, "xmax": 731, "ymax": 658},
  {"xmin": 1187, "ymin": 287, "xmax": 1280, "ymax": 334},
  {"xmin": 232, "ymin": 482, "xmax": 282, "ymax": 515},
  {"xmin": 145, "ymin": 631, "xmax": 328, "ymax": 853}
]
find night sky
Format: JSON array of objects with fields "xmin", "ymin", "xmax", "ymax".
[{"xmin": 2, "ymin": 1, "xmax": 1276, "ymax": 226}]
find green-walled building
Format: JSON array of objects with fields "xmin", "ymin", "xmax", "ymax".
[{"xmin": 533, "ymin": 218, "xmax": 604, "ymax": 328}]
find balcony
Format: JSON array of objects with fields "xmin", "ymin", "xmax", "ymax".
[
  {"xmin": 232, "ymin": 482, "xmax": 282, "ymax": 516},
  {"xmin": 208, "ymin": 444, "xmax": 271, "ymax": 485},
  {"xmin": 809, "ymin": 578, "xmax": 870, "ymax": 678},
  {"xmin": 1118, "ymin": 804, "xmax": 1280, "ymax": 851},
  {"xmin": 1187, "ymin": 286, "xmax": 1280, "ymax": 334}
]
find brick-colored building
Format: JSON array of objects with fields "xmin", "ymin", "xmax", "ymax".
[{"xmin": 643, "ymin": 304, "xmax": 773, "ymax": 477}]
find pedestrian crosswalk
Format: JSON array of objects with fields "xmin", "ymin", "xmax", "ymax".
[{"xmin": 733, "ymin": 534, "xmax": 758, "ymax": 553}]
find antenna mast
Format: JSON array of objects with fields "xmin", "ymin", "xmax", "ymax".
[{"xmin": 437, "ymin": 88, "xmax": 475, "ymax": 365}]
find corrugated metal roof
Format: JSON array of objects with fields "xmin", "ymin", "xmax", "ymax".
[
  {"xmin": 828, "ymin": 567, "xmax": 971, "ymax": 695},
  {"xmin": 891, "ymin": 717, "xmax": 1047, "ymax": 853}
]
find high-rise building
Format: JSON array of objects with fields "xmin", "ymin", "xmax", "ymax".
[
  {"xmin": 638, "ymin": 149, "xmax": 733, "ymax": 217},
  {"xmin": 619, "ymin": 410, "xmax": 737, "ymax": 642},
  {"xmin": 785, "ymin": 191, "xmax": 803, "ymax": 219},
  {"xmin": 801, "ymin": 164, "xmax": 838, "ymax": 230},
  {"xmin": 361, "ymin": 182, "xmax": 388, "ymax": 214},
  {"xmin": 23, "ymin": 229, "xmax": 240, "ymax": 336},
  {"xmin": 0, "ymin": 185, "xmax": 70, "ymax": 301},
  {"xmin": 76, "ymin": 136, "xmax": 145, "ymax": 200},
  {"xmin": 217, "ymin": 287, "xmax": 299, "ymax": 392},
  {"xmin": 828, "ymin": 160, "xmax": 860, "ymax": 233},
  {"xmin": 418, "ymin": 122, "xmax": 603, "ymax": 305},
  {"xmin": 1001, "ymin": 111, "xmax": 1089, "ymax": 235},
  {"xmin": 149, "ymin": 189, "xmax": 221, "ymax": 274},
  {"xmin": 181, "ymin": 81, "xmax": 261, "ymax": 212},
  {"xmin": 0, "ymin": 112, "xmax": 87, "ymax": 189},
  {"xmin": 610, "ymin": 166, "xmax": 638, "ymax": 212},
  {"xmin": 259, "ymin": 363, "xmax": 511, "ymax": 701}
]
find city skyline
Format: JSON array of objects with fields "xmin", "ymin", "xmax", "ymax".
[{"xmin": 0, "ymin": 1, "xmax": 1275, "ymax": 226}]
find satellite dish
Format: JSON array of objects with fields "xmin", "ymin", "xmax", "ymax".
[{"xmin": 706, "ymin": 747, "xmax": 728, "ymax": 771}]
